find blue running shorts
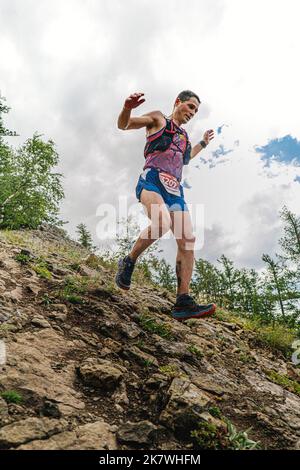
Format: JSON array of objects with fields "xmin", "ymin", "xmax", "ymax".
[{"xmin": 135, "ymin": 168, "xmax": 188, "ymax": 212}]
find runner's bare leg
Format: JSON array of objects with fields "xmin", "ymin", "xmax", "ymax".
[
  {"xmin": 129, "ymin": 189, "xmax": 172, "ymax": 261},
  {"xmin": 170, "ymin": 210, "xmax": 195, "ymax": 296}
]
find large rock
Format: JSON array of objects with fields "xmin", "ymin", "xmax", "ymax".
[
  {"xmin": 122, "ymin": 346, "xmax": 159, "ymax": 367},
  {"xmin": 0, "ymin": 397, "xmax": 8, "ymax": 424},
  {"xmin": 0, "ymin": 417, "xmax": 68, "ymax": 448},
  {"xmin": 77, "ymin": 359, "xmax": 124, "ymax": 392},
  {"xmin": 117, "ymin": 420, "xmax": 159, "ymax": 445},
  {"xmin": 17, "ymin": 420, "xmax": 117, "ymax": 450},
  {"xmin": 159, "ymin": 377, "xmax": 212, "ymax": 438},
  {"xmin": 0, "ymin": 329, "xmax": 85, "ymax": 416}
]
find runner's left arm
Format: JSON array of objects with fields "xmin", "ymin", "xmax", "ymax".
[{"xmin": 190, "ymin": 129, "xmax": 214, "ymax": 160}]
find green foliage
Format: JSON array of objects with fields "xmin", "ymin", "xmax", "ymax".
[
  {"xmin": 217, "ymin": 255, "xmax": 241, "ymax": 310},
  {"xmin": 266, "ymin": 370, "xmax": 300, "ymax": 396},
  {"xmin": 159, "ymin": 364, "xmax": 182, "ymax": 378},
  {"xmin": 279, "ymin": 206, "xmax": 300, "ymax": 266},
  {"xmin": 32, "ymin": 259, "xmax": 52, "ymax": 280},
  {"xmin": 208, "ymin": 406, "xmax": 222, "ymax": 419},
  {"xmin": 41, "ymin": 293, "xmax": 54, "ymax": 306},
  {"xmin": 0, "ymin": 96, "xmax": 65, "ymax": 229},
  {"xmin": 191, "ymin": 258, "xmax": 222, "ymax": 304},
  {"xmin": 1, "ymin": 390, "xmax": 23, "ymax": 404},
  {"xmin": 135, "ymin": 340, "xmax": 145, "ymax": 349},
  {"xmin": 0, "ymin": 94, "xmax": 18, "ymax": 138},
  {"xmin": 191, "ymin": 418, "xmax": 260, "ymax": 450},
  {"xmin": 143, "ymin": 359, "xmax": 155, "ymax": 368},
  {"xmin": 226, "ymin": 420, "xmax": 260, "ymax": 450},
  {"xmin": 262, "ymin": 253, "xmax": 289, "ymax": 322},
  {"xmin": 58, "ymin": 275, "xmax": 87, "ymax": 303},
  {"xmin": 256, "ymin": 323, "xmax": 297, "ymax": 355},
  {"xmin": 69, "ymin": 262, "xmax": 81, "ymax": 272},
  {"xmin": 64, "ymin": 294, "xmax": 84, "ymax": 304},
  {"xmin": 14, "ymin": 253, "xmax": 31, "ymax": 264},
  {"xmin": 187, "ymin": 344, "xmax": 203, "ymax": 359},
  {"xmin": 149, "ymin": 257, "xmax": 176, "ymax": 292},
  {"xmin": 191, "ymin": 421, "xmax": 224, "ymax": 450},
  {"xmin": 215, "ymin": 308, "xmax": 298, "ymax": 355},
  {"xmin": 238, "ymin": 352, "xmax": 254, "ymax": 364},
  {"xmin": 138, "ymin": 313, "xmax": 174, "ymax": 340},
  {"xmin": 76, "ymin": 223, "xmax": 95, "ymax": 251}
]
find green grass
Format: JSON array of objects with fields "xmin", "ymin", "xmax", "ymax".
[
  {"xmin": 215, "ymin": 308, "xmax": 297, "ymax": 356},
  {"xmin": 64, "ymin": 294, "xmax": 84, "ymax": 304},
  {"xmin": 41, "ymin": 293, "xmax": 54, "ymax": 305},
  {"xmin": 57, "ymin": 275, "xmax": 101, "ymax": 304},
  {"xmin": 14, "ymin": 253, "xmax": 31, "ymax": 264},
  {"xmin": 265, "ymin": 370, "xmax": 300, "ymax": 396},
  {"xmin": 187, "ymin": 344, "xmax": 204, "ymax": 359},
  {"xmin": 1, "ymin": 390, "xmax": 23, "ymax": 404},
  {"xmin": 256, "ymin": 324, "xmax": 297, "ymax": 355},
  {"xmin": 68, "ymin": 262, "xmax": 81, "ymax": 272},
  {"xmin": 208, "ymin": 406, "xmax": 222, "ymax": 419},
  {"xmin": 138, "ymin": 313, "xmax": 174, "ymax": 340},
  {"xmin": 1, "ymin": 228, "xmax": 92, "ymax": 268},
  {"xmin": 1, "ymin": 230, "xmax": 29, "ymax": 247},
  {"xmin": 32, "ymin": 264, "xmax": 52, "ymax": 280},
  {"xmin": 238, "ymin": 351, "xmax": 254, "ymax": 364},
  {"xmin": 143, "ymin": 359, "xmax": 155, "ymax": 368},
  {"xmin": 158, "ymin": 364, "xmax": 186, "ymax": 378}
]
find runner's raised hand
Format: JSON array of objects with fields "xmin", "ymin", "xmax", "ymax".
[
  {"xmin": 202, "ymin": 129, "xmax": 214, "ymax": 146},
  {"xmin": 124, "ymin": 93, "xmax": 145, "ymax": 110}
]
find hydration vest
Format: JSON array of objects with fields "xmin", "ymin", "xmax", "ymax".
[{"xmin": 144, "ymin": 116, "xmax": 191, "ymax": 165}]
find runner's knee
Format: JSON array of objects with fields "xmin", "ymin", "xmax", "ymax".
[{"xmin": 177, "ymin": 235, "xmax": 196, "ymax": 251}]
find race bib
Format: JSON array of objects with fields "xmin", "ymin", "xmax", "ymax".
[{"xmin": 158, "ymin": 171, "xmax": 181, "ymax": 196}]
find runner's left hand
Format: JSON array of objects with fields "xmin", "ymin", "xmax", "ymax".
[{"xmin": 203, "ymin": 129, "xmax": 214, "ymax": 145}]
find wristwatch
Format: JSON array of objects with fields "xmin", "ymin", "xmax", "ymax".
[{"xmin": 199, "ymin": 140, "xmax": 207, "ymax": 148}]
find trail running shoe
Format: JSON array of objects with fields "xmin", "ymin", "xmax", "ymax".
[
  {"xmin": 115, "ymin": 255, "xmax": 135, "ymax": 290},
  {"xmin": 171, "ymin": 293, "xmax": 216, "ymax": 321}
]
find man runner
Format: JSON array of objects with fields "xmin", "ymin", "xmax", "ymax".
[{"xmin": 115, "ymin": 91, "xmax": 216, "ymax": 321}]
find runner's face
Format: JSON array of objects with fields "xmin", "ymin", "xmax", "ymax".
[{"xmin": 174, "ymin": 97, "xmax": 200, "ymax": 125}]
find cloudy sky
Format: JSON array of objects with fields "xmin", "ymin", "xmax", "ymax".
[{"xmin": 1, "ymin": 0, "xmax": 300, "ymax": 270}]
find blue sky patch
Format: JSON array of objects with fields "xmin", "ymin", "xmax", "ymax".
[
  {"xmin": 212, "ymin": 144, "xmax": 234, "ymax": 159},
  {"xmin": 255, "ymin": 135, "xmax": 300, "ymax": 167},
  {"xmin": 217, "ymin": 124, "xmax": 229, "ymax": 135}
]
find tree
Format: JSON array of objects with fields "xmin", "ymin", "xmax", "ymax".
[
  {"xmin": 1, "ymin": 95, "xmax": 65, "ymax": 229},
  {"xmin": 0, "ymin": 134, "xmax": 65, "ymax": 229},
  {"xmin": 262, "ymin": 254, "xmax": 288, "ymax": 321},
  {"xmin": 0, "ymin": 94, "xmax": 18, "ymax": 140},
  {"xmin": 150, "ymin": 257, "xmax": 176, "ymax": 291},
  {"xmin": 279, "ymin": 206, "xmax": 300, "ymax": 266},
  {"xmin": 76, "ymin": 223, "xmax": 95, "ymax": 251},
  {"xmin": 191, "ymin": 258, "xmax": 222, "ymax": 304},
  {"xmin": 235, "ymin": 268, "xmax": 262, "ymax": 315},
  {"xmin": 217, "ymin": 255, "xmax": 240, "ymax": 310}
]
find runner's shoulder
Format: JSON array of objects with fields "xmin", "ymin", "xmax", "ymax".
[{"xmin": 143, "ymin": 110, "xmax": 165, "ymax": 130}]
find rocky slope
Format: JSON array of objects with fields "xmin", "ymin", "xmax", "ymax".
[{"xmin": 0, "ymin": 225, "xmax": 300, "ymax": 450}]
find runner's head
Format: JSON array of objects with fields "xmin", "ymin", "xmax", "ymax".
[{"xmin": 171, "ymin": 90, "xmax": 201, "ymax": 125}]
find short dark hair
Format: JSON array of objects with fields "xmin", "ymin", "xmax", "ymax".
[{"xmin": 176, "ymin": 90, "xmax": 201, "ymax": 104}]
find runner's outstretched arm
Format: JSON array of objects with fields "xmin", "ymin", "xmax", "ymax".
[{"xmin": 117, "ymin": 92, "xmax": 161, "ymax": 131}]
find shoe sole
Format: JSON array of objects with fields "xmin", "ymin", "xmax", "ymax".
[
  {"xmin": 172, "ymin": 304, "xmax": 216, "ymax": 321},
  {"xmin": 115, "ymin": 275, "xmax": 130, "ymax": 291}
]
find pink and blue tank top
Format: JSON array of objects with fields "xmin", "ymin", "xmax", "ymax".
[{"xmin": 143, "ymin": 115, "xmax": 191, "ymax": 182}]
